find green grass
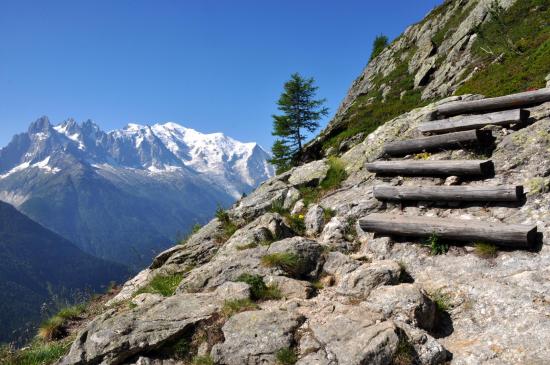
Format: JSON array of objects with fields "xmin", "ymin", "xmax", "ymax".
[
  {"xmin": 276, "ymin": 348, "xmax": 297, "ymax": 365},
  {"xmin": 192, "ymin": 355, "xmax": 214, "ymax": 365},
  {"xmin": 261, "ymin": 252, "xmax": 305, "ymax": 277},
  {"xmin": 0, "ymin": 340, "xmax": 71, "ymax": 365},
  {"xmin": 38, "ymin": 316, "xmax": 66, "ymax": 342},
  {"xmin": 456, "ymin": 0, "xmax": 550, "ymax": 97},
  {"xmin": 135, "ymin": 273, "xmax": 184, "ymax": 297},
  {"xmin": 236, "ymin": 273, "xmax": 281, "ymax": 301},
  {"xmin": 297, "ymin": 186, "xmax": 321, "ymax": 207},
  {"xmin": 56, "ymin": 304, "xmax": 86, "ymax": 320},
  {"xmin": 221, "ymin": 299, "xmax": 259, "ymax": 318},
  {"xmin": 214, "ymin": 206, "xmax": 239, "ymax": 242},
  {"xmin": 320, "ymin": 157, "xmax": 347, "ymax": 190},
  {"xmin": 474, "ymin": 242, "xmax": 498, "ymax": 259},
  {"xmin": 424, "ymin": 233, "xmax": 448, "ymax": 255},
  {"xmin": 392, "ymin": 335, "xmax": 416, "ymax": 365},
  {"xmin": 37, "ymin": 302, "xmax": 89, "ymax": 341},
  {"xmin": 430, "ymin": 290, "xmax": 452, "ymax": 313},
  {"xmin": 322, "ymin": 207, "xmax": 336, "ymax": 223},
  {"xmin": 236, "ymin": 242, "xmax": 259, "ymax": 250},
  {"xmin": 269, "ymin": 202, "xmax": 306, "ymax": 235},
  {"xmin": 292, "ymin": 158, "xmax": 348, "ymax": 208}
]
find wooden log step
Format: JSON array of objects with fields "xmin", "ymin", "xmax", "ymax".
[
  {"xmin": 366, "ymin": 160, "xmax": 494, "ymax": 177},
  {"xmin": 383, "ymin": 130, "xmax": 493, "ymax": 156},
  {"xmin": 436, "ymin": 87, "xmax": 550, "ymax": 117},
  {"xmin": 373, "ymin": 185, "xmax": 523, "ymax": 202},
  {"xmin": 418, "ymin": 109, "xmax": 528, "ymax": 134},
  {"xmin": 359, "ymin": 213, "xmax": 537, "ymax": 248}
]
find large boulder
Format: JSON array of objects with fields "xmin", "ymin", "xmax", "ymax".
[
  {"xmin": 59, "ymin": 293, "xmax": 223, "ymax": 365},
  {"xmin": 211, "ymin": 310, "xmax": 305, "ymax": 365},
  {"xmin": 363, "ymin": 283, "xmax": 436, "ymax": 330},
  {"xmin": 267, "ymin": 237, "xmax": 324, "ymax": 278},
  {"xmin": 288, "ymin": 160, "xmax": 330, "ymax": 187},
  {"xmin": 300, "ymin": 305, "xmax": 400, "ymax": 365},
  {"xmin": 264, "ymin": 275, "xmax": 314, "ymax": 299},
  {"xmin": 336, "ymin": 260, "xmax": 401, "ymax": 298}
]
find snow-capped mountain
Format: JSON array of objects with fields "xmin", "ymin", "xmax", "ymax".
[{"xmin": 0, "ymin": 117, "xmax": 274, "ymax": 268}]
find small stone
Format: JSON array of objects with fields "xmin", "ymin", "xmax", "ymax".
[
  {"xmin": 291, "ymin": 200, "xmax": 306, "ymax": 215},
  {"xmin": 444, "ymin": 176, "xmax": 460, "ymax": 185},
  {"xmin": 305, "ymin": 204, "xmax": 325, "ymax": 236}
]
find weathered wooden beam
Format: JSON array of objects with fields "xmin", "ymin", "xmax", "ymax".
[
  {"xmin": 373, "ymin": 185, "xmax": 523, "ymax": 202},
  {"xmin": 359, "ymin": 213, "xmax": 537, "ymax": 248},
  {"xmin": 383, "ymin": 130, "xmax": 492, "ymax": 156},
  {"xmin": 436, "ymin": 88, "xmax": 550, "ymax": 117},
  {"xmin": 418, "ymin": 109, "xmax": 528, "ymax": 134},
  {"xmin": 365, "ymin": 160, "xmax": 494, "ymax": 177}
]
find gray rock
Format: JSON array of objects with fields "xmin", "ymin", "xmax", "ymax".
[
  {"xmin": 307, "ymin": 307, "xmax": 399, "ymax": 365},
  {"xmin": 322, "ymin": 251, "xmax": 361, "ymax": 279},
  {"xmin": 107, "ymin": 268, "xmax": 154, "ymax": 305},
  {"xmin": 214, "ymin": 281, "xmax": 251, "ymax": 301},
  {"xmin": 305, "ymin": 204, "xmax": 325, "ymax": 236},
  {"xmin": 265, "ymin": 275, "xmax": 314, "ymax": 299},
  {"xmin": 267, "ymin": 237, "xmax": 324, "ymax": 278},
  {"xmin": 284, "ymin": 187, "xmax": 301, "ymax": 210},
  {"xmin": 234, "ymin": 178, "xmax": 289, "ymax": 221},
  {"xmin": 130, "ymin": 293, "xmax": 163, "ymax": 308},
  {"xmin": 291, "ymin": 200, "xmax": 306, "ymax": 215},
  {"xmin": 288, "ymin": 160, "xmax": 330, "ymax": 187},
  {"xmin": 398, "ymin": 323, "xmax": 448, "ymax": 365},
  {"xmin": 363, "ymin": 283, "xmax": 436, "ymax": 330},
  {"xmin": 336, "ymin": 260, "xmax": 401, "ymax": 298},
  {"xmin": 319, "ymin": 217, "xmax": 346, "ymax": 245},
  {"xmin": 211, "ymin": 310, "xmax": 304, "ymax": 365},
  {"xmin": 59, "ymin": 293, "xmax": 222, "ymax": 365}
]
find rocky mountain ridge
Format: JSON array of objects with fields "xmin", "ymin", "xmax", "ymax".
[{"xmin": 0, "ymin": 118, "xmax": 274, "ymax": 267}]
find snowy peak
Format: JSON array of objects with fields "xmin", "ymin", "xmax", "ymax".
[{"xmin": 1, "ymin": 118, "xmax": 274, "ymax": 198}]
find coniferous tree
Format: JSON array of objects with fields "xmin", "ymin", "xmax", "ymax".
[
  {"xmin": 270, "ymin": 73, "xmax": 328, "ymax": 173},
  {"xmin": 369, "ymin": 34, "xmax": 389, "ymax": 62}
]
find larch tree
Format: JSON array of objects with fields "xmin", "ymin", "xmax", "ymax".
[{"xmin": 270, "ymin": 73, "xmax": 328, "ymax": 173}]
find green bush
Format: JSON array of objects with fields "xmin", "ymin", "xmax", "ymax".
[
  {"xmin": 369, "ymin": 34, "xmax": 389, "ymax": 62},
  {"xmin": 135, "ymin": 273, "xmax": 184, "ymax": 297},
  {"xmin": 276, "ymin": 347, "xmax": 297, "ymax": 365},
  {"xmin": 236, "ymin": 274, "xmax": 281, "ymax": 301},
  {"xmin": 424, "ymin": 233, "xmax": 448, "ymax": 255}
]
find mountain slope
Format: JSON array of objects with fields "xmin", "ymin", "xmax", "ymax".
[
  {"xmin": 304, "ymin": 0, "xmax": 549, "ymax": 158},
  {"xmin": 0, "ymin": 118, "xmax": 274, "ymax": 268},
  {"xmin": 0, "ymin": 201, "xmax": 129, "ymax": 344}
]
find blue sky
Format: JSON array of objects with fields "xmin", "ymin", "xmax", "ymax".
[{"xmin": 0, "ymin": 0, "xmax": 442, "ymax": 150}]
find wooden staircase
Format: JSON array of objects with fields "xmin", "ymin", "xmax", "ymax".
[{"xmin": 359, "ymin": 88, "xmax": 550, "ymax": 249}]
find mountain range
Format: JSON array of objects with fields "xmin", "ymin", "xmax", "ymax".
[{"xmin": 0, "ymin": 118, "xmax": 274, "ymax": 268}]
